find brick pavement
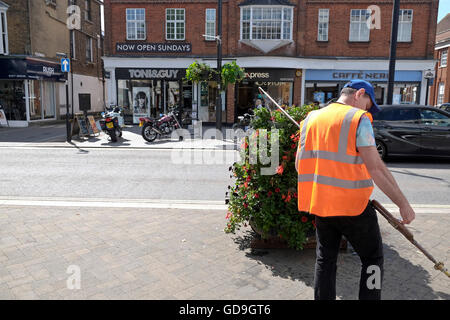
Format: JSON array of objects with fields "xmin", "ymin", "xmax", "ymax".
[{"xmin": 0, "ymin": 205, "xmax": 449, "ymax": 300}]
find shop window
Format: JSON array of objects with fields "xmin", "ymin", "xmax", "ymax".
[
  {"xmin": 166, "ymin": 8, "xmax": 185, "ymax": 40},
  {"xmin": 240, "ymin": 6, "xmax": 293, "ymax": 40},
  {"xmin": 198, "ymin": 81, "xmax": 226, "ymax": 122},
  {"xmin": 398, "ymin": 9, "xmax": 413, "ymax": 42},
  {"xmin": 28, "ymin": 80, "xmax": 56, "ymax": 121},
  {"xmin": 0, "ymin": 9, "xmax": 8, "ymax": 55},
  {"xmin": 205, "ymin": 9, "xmax": 216, "ymax": 41},
  {"xmin": 0, "ymin": 80, "xmax": 26, "ymax": 121},
  {"xmin": 349, "ymin": 9, "xmax": 370, "ymax": 42},
  {"xmin": 126, "ymin": 8, "xmax": 146, "ymax": 40},
  {"xmin": 318, "ymin": 9, "xmax": 329, "ymax": 42}
]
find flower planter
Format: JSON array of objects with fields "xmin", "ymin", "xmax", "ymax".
[{"xmin": 249, "ymin": 218, "xmax": 348, "ymax": 250}]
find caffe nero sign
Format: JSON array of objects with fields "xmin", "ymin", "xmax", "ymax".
[
  {"xmin": 116, "ymin": 42, "xmax": 192, "ymax": 53},
  {"xmin": 115, "ymin": 68, "xmax": 186, "ymax": 80}
]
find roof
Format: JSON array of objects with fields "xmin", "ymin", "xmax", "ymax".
[
  {"xmin": 239, "ymin": 0, "xmax": 295, "ymax": 6},
  {"xmin": 437, "ymin": 13, "xmax": 450, "ymax": 34}
]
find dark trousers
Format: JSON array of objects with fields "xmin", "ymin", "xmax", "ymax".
[{"xmin": 314, "ymin": 201, "xmax": 384, "ymax": 300}]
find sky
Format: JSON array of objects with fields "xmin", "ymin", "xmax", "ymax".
[{"xmin": 438, "ymin": 0, "xmax": 450, "ymax": 22}]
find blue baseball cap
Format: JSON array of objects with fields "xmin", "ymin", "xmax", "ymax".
[{"xmin": 343, "ymin": 79, "xmax": 381, "ymax": 114}]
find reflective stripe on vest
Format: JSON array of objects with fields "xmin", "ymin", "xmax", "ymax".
[{"xmin": 298, "ymin": 174, "xmax": 373, "ymax": 189}]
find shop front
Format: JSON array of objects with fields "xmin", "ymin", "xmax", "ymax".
[
  {"xmin": 305, "ymin": 70, "xmax": 423, "ymax": 106},
  {"xmin": 115, "ymin": 67, "xmax": 192, "ymax": 124},
  {"xmin": 236, "ymin": 68, "xmax": 295, "ymax": 118},
  {"xmin": 0, "ymin": 57, "xmax": 64, "ymax": 127}
]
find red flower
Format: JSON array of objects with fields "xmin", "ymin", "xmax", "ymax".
[
  {"xmin": 254, "ymin": 193, "xmax": 259, "ymax": 199},
  {"xmin": 244, "ymin": 182, "xmax": 248, "ymax": 188},
  {"xmin": 276, "ymin": 165, "xmax": 284, "ymax": 175},
  {"xmin": 246, "ymin": 176, "xmax": 251, "ymax": 182},
  {"xmin": 293, "ymin": 192, "xmax": 298, "ymax": 199},
  {"xmin": 301, "ymin": 216, "xmax": 308, "ymax": 223},
  {"xmin": 285, "ymin": 195, "xmax": 291, "ymax": 203},
  {"xmin": 267, "ymin": 191, "xmax": 273, "ymax": 197},
  {"xmin": 312, "ymin": 220, "xmax": 316, "ymax": 228},
  {"xmin": 291, "ymin": 143, "xmax": 297, "ymax": 149},
  {"xmin": 275, "ymin": 188, "xmax": 280, "ymax": 193},
  {"xmin": 243, "ymin": 194, "xmax": 247, "ymax": 199},
  {"xmin": 270, "ymin": 117, "xmax": 275, "ymax": 121},
  {"xmin": 282, "ymin": 194, "xmax": 286, "ymax": 200},
  {"xmin": 226, "ymin": 212, "xmax": 232, "ymax": 219},
  {"xmin": 243, "ymin": 203, "xmax": 248, "ymax": 208},
  {"xmin": 282, "ymin": 155, "xmax": 288, "ymax": 160}
]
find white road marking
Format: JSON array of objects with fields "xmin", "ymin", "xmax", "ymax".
[{"xmin": 0, "ymin": 196, "xmax": 448, "ymax": 212}]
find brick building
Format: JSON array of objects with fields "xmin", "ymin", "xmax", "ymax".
[
  {"xmin": 430, "ymin": 13, "xmax": 450, "ymax": 106},
  {"xmin": 0, "ymin": 0, "xmax": 103, "ymax": 127},
  {"xmin": 102, "ymin": 0, "xmax": 438, "ymax": 125}
]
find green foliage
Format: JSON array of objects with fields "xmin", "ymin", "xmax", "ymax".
[
  {"xmin": 185, "ymin": 61, "xmax": 245, "ymax": 91},
  {"xmin": 225, "ymin": 104, "xmax": 319, "ymax": 250}
]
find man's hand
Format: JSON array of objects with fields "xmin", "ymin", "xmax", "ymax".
[
  {"xmin": 399, "ymin": 203, "xmax": 415, "ymax": 225},
  {"xmin": 359, "ymin": 145, "xmax": 415, "ymax": 224}
]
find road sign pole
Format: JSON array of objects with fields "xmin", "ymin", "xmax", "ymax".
[{"xmin": 66, "ymin": 76, "xmax": 71, "ymax": 142}]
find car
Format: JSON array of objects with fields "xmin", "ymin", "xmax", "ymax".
[
  {"xmin": 438, "ymin": 103, "xmax": 450, "ymax": 113},
  {"xmin": 372, "ymin": 105, "xmax": 450, "ymax": 160}
]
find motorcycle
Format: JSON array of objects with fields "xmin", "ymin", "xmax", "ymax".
[
  {"xmin": 232, "ymin": 112, "xmax": 253, "ymax": 132},
  {"xmin": 139, "ymin": 107, "xmax": 182, "ymax": 142},
  {"xmin": 99, "ymin": 106, "xmax": 124, "ymax": 142}
]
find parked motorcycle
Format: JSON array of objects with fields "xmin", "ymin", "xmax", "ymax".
[
  {"xmin": 99, "ymin": 106, "xmax": 124, "ymax": 142},
  {"xmin": 232, "ymin": 112, "xmax": 253, "ymax": 132},
  {"xmin": 139, "ymin": 107, "xmax": 182, "ymax": 142}
]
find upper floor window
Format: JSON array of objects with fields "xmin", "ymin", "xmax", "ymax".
[
  {"xmin": 241, "ymin": 6, "xmax": 293, "ymax": 40},
  {"xmin": 84, "ymin": 0, "xmax": 91, "ymax": 21},
  {"xmin": 126, "ymin": 8, "xmax": 146, "ymax": 40},
  {"xmin": 441, "ymin": 50, "xmax": 448, "ymax": 68},
  {"xmin": 438, "ymin": 83, "xmax": 445, "ymax": 105},
  {"xmin": 166, "ymin": 8, "xmax": 185, "ymax": 40},
  {"xmin": 205, "ymin": 9, "xmax": 216, "ymax": 41},
  {"xmin": 0, "ymin": 7, "xmax": 8, "ymax": 55},
  {"xmin": 349, "ymin": 9, "xmax": 370, "ymax": 42},
  {"xmin": 317, "ymin": 9, "xmax": 329, "ymax": 42},
  {"xmin": 86, "ymin": 36, "xmax": 93, "ymax": 62},
  {"xmin": 398, "ymin": 9, "xmax": 413, "ymax": 42}
]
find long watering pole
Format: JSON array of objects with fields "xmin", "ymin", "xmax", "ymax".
[{"xmin": 258, "ymin": 87, "xmax": 300, "ymax": 129}]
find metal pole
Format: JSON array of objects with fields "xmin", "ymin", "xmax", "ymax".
[
  {"xmin": 425, "ymin": 78, "xmax": 430, "ymax": 105},
  {"xmin": 387, "ymin": 0, "xmax": 400, "ymax": 105},
  {"xmin": 216, "ymin": 0, "xmax": 223, "ymax": 133},
  {"xmin": 66, "ymin": 76, "xmax": 71, "ymax": 142}
]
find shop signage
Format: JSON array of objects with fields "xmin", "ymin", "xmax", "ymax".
[
  {"xmin": 115, "ymin": 68, "xmax": 186, "ymax": 80},
  {"xmin": 305, "ymin": 70, "xmax": 423, "ymax": 82},
  {"xmin": 244, "ymin": 69, "xmax": 295, "ymax": 82},
  {"xmin": 116, "ymin": 43, "xmax": 192, "ymax": 53}
]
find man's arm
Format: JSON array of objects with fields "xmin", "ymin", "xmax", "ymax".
[{"xmin": 358, "ymin": 146, "xmax": 415, "ymax": 224}]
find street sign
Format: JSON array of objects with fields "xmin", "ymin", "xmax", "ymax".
[{"xmin": 61, "ymin": 58, "xmax": 70, "ymax": 73}]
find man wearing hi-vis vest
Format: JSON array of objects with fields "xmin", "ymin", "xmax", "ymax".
[{"xmin": 295, "ymin": 79, "xmax": 416, "ymax": 300}]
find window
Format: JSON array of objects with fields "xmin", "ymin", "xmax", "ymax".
[
  {"xmin": 398, "ymin": 9, "xmax": 413, "ymax": 42},
  {"xmin": 441, "ymin": 50, "xmax": 448, "ymax": 67},
  {"xmin": 438, "ymin": 83, "xmax": 445, "ymax": 105},
  {"xmin": 241, "ymin": 6, "xmax": 293, "ymax": 40},
  {"xmin": 205, "ymin": 9, "xmax": 216, "ymax": 41},
  {"xmin": 166, "ymin": 9, "xmax": 185, "ymax": 40},
  {"xmin": 420, "ymin": 109, "xmax": 450, "ymax": 127},
  {"xmin": 349, "ymin": 9, "xmax": 370, "ymax": 42},
  {"xmin": 318, "ymin": 9, "xmax": 329, "ymax": 41},
  {"xmin": 126, "ymin": 8, "xmax": 146, "ymax": 40},
  {"xmin": 84, "ymin": 0, "xmax": 91, "ymax": 21},
  {"xmin": 374, "ymin": 108, "xmax": 420, "ymax": 122},
  {"xmin": 86, "ymin": 36, "xmax": 93, "ymax": 62},
  {"xmin": 0, "ymin": 9, "xmax": 8, "ymax": 55}
]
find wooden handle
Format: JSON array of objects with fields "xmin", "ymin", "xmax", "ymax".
[{"xmin": 371, "ymin": 200, "xmax": 414, "ymax": 242}]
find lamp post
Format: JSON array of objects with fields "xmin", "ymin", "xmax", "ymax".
[
  {"xmin": 215, "ymin": 0, "xmax": 223, "ymax": 134},
  {"xmin": 387, "ymin": 0, "xmax": 400, "ymax": 105}
]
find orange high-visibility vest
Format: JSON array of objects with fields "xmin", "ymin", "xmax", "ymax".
[{"xmin": 297, "ymin": 103, "xmax": 374, "ymax": 217}]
